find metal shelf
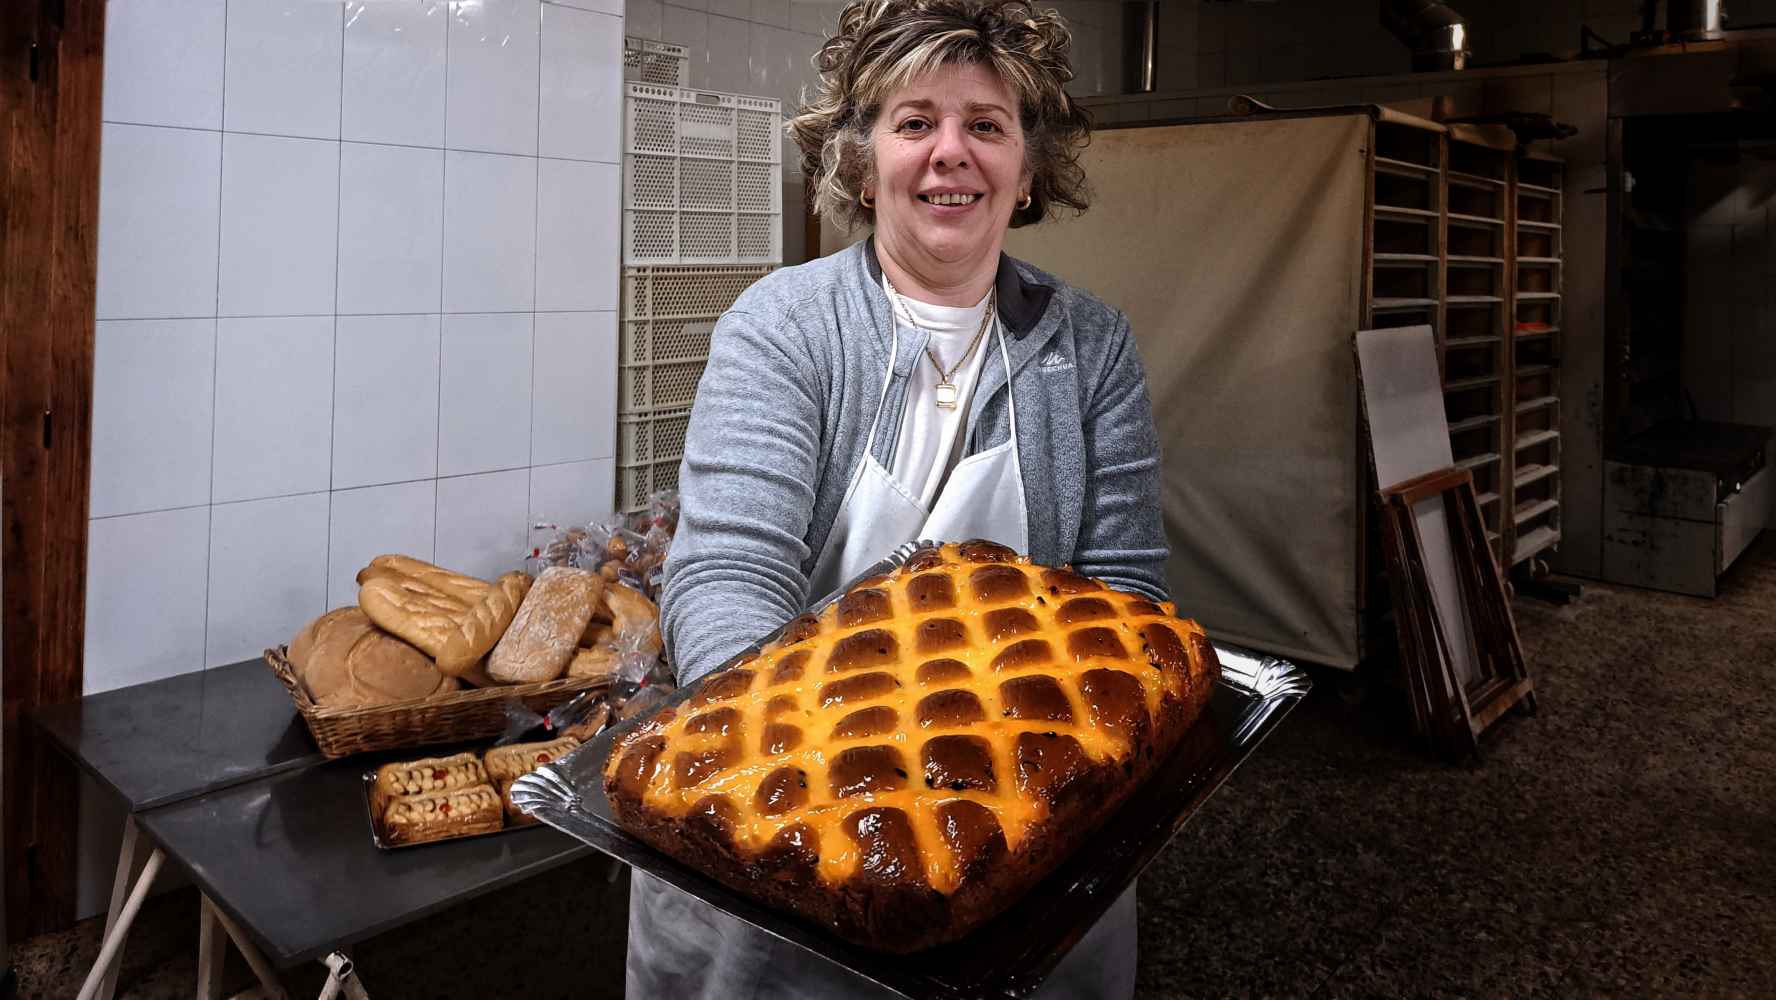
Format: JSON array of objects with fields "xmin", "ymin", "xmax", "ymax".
[
  {"xmin": 1373, "ymin": 252, "xmax": 1439, "ymax": 265},
  {"xmin": 1516, "ymin": 326, "xmax": 1559, "ymax": 339},
  {"xmin": 1517, "ymin": 256, "xmax": 1561, "ymax": 265},
  {"xmin": 1455, "ymin": 451, "xmax": 1501, "ymax": 471},
  {"xmin": 1447, "ymin": 294, "xmax": 1504, "ymax": 306},
  {"xmin": 1449, "ymin": 413, "xmax": 1501, "ymax": 433},
  {"xmin": 1477, "ymin": 491, "xmax": 1500, "ymax": 507},
  {"xmin": 1448, "ymin": 254, "xmax": 1505, "ymax": 266},
  {"xmin": 1518, "ymin": 219, "xmax": 1562, "ymax": 231},
  {"xmin": 1517, "ymin": 181, "xmax": 1561, "ymax": 197},
  {"xmin": 1515, "ymin": 291, "xmax": 1561, "ymax": 302},
  {"xmin": 1515, "ymin": 394, "xmax": 1558, "ymax": 414},
  {"xmin": 1449, "ymin": 212, "xmax": 1506, "ymax": 228}
]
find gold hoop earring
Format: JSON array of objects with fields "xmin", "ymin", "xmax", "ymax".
[
  {"xmin": 860, "ymin": 191, "xmax": 875, "ymax": 209},
  {"xmin": 1017, "ymin": 193, "xmax": 1032, "ymax": 211}
]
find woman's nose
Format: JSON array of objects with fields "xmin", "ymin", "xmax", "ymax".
[{"xmin": 930, "ymin": 118, "xmax": 970, "ymax": 169}]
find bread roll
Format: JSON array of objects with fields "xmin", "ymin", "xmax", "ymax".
[
  {"xmin": 567, "ymin": 646, "xmax": 619, "ymax": 680},
  {"xmin": 603, "ymin": 583, "xmax": 663, "ymax": 658},
  {"xmin": 487, "ymin": 567, "xmax": 603, "ymax": 683}
]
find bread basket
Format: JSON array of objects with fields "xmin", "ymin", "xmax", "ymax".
[{"xmin": 265, "ymin": 646, "xmax": 611, "ymax": 759}]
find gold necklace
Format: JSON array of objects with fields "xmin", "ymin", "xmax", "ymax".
[{"xmin": 886, "ymin": 281, "xmax": 996, "ymax": 410}]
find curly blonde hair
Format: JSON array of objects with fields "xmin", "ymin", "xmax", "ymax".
[{"xmin": 788, "ymin": 0, "xmax": 1093, "ymax": 231}]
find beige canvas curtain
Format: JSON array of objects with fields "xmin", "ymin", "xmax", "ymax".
[{"xmin": 1006, "ymin": 114, "xmax": 1371, "ymax": 667}]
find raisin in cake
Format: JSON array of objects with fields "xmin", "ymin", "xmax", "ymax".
[{"xmin": 603, "ymin": 540, "xmax": 1220, "ymax": 952}]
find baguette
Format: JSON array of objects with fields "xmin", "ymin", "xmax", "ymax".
[
  {"xmin": 358, "ymin": 558, "xmax": 533, "ymax": 677},
  {"xmin": 487, "ymin": 567, "xmax": 603, "ymax": 683},
  {"xmin": 356, "ymin": 554, "xmax": 489, "ymax": 605}
]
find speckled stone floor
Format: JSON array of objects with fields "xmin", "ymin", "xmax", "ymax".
[{"xmin": 14, "ymin": 538, "xmax": 1775, "ymax": 999}]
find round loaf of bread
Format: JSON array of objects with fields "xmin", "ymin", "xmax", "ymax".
[
  {"xmin": 288, "ymin": 606, "xmax": 454, "ymax": 708},
  {"xmin": 346, "ymin": 628, "xmax": 457, "ymax": 705},
  {"xmin": 289, "ymin": 608, "xmax": 372, "ymax": 704}
]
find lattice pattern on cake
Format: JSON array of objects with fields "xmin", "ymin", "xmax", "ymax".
[{"xmin": 606, "ymin": 541, "xmax": 1216, "ymax": 900}]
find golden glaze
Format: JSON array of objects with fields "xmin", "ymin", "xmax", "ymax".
[{"xmin": 607, "ymin": 543, "xmax": 1208, "ymax": 895}]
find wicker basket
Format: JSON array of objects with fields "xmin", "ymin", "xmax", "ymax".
[{"xmin": 265, "ymin": 646, "xmax": 611, "ymax": 759}]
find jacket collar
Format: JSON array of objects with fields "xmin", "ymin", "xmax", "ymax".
[{"xmin": 862, "ymin": 236, "xmax": 1054, "ymax": 338}]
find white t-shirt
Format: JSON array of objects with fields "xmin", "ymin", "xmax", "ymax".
[{"xmin": 883, "ymin": 276, "xmax": 996, "ymax": 508}]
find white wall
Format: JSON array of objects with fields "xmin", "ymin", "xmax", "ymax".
[{"xmin": 79, "ymin": 0, "xmax": 625, "ymax": 917}]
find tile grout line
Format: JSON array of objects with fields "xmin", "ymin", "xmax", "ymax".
[
  {"xmin": 325, "ymin": 0, "xmax": 350, "ymax": 606},
  {"xmin": 435, "ymin": 0, "xmax": 452, "ymax": 563},
  {"xmin": 531, "ymin": 0, "xmax": 546, "ymax": 535},
  {"xmin": 200, "ymin": 0, "xmax": 231, "ymax": 671}
]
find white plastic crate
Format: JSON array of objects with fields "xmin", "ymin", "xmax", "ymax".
[
  {"xmin": 624, "ymin": 38, "xmax": 689, "ymax": 87},
  {"xmin": 617, "ymin": 407, "xmax": 692, "ymax": 468},
  {"xmin": 618, "ymin": 457, "xmax": 682, "ymax": 513},
  {"xmin": 623, "ymin": 84, "xmax": 782, "ymax": 265},
  {"xmin": 618, "ymin": 264, "xmax": 775, "ymax": 414}
]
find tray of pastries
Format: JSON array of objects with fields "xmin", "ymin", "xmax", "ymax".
[
  {"xmin": 511, "ymin": 540, "xmax": 1310, "ymax": 998},
  {"xmin": 364, "ymin": 737, "xmax": 588, "ymax": 849}
]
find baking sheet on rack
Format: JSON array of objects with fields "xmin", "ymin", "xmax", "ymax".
[{"xmin": 512, "ymin": 541, "xmax": 1311, "ymax": 999}]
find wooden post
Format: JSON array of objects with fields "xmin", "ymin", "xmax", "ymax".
[{"xmin": 0, "ymin": 0, "xmax": 103, "ymax": 936}]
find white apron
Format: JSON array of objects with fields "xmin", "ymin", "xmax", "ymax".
[{"xmin": 628, "ymin": 318, "xmax": 1137, "ymax": 999}]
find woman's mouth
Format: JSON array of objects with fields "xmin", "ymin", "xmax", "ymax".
[{"xmin": 918, "ymin": 192, "xmax": 981, "ymax": 206}]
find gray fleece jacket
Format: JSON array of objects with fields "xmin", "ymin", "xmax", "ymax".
[{"xmin": 661, "ymin": 237, "xmax": 1168, "ymax": 684}]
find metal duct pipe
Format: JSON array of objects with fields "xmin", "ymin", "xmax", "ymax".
[
  {"xmin": 1668, "ymin": 0, "xmax": 1729, "ymax": 39},
  {"xmin": 1121, "ymin": 2, "xmax": 1158, "ymax": 94},
  {"xmin": 1380, "ymin": 0, "xmax": 1470, "ymax": 72}
]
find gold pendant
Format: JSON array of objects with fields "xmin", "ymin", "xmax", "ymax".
[{"xmin": 935, "ymin": 380, "xmax": 959, "ymax": 409}]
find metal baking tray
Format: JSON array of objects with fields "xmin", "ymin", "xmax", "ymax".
[{"xmin": 511, "ymin": 541, "xmax": 1311, "ymax": 998}]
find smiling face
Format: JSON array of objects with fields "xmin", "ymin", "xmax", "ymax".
[{"xmin": 866, "ymin": 61, "xmax": 1029, "ymax": 297}]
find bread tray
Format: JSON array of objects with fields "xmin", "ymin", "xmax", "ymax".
[{"xmin": 510, "ymin": 540, "xmax": 1311, "ymax": 999}]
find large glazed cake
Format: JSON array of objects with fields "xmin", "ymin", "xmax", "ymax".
[{"xmin": 603, "ymin": 540, "xmax": 1220, "ymax": 952}]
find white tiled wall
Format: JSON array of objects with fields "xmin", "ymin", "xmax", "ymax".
[{"xmin": 88, "ymin": 0, "xmax": 626, "ymax": 694}]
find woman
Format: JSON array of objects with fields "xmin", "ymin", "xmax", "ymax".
[{"xmin": 634, "ymin": 2, "xmax": 1167, "ymax": 996}]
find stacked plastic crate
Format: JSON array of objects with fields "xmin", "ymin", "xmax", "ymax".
[{"xmin": 618, "ymin": 39, "xmax": 781, "ymax": 511}]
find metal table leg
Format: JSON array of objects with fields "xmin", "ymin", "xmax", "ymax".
[{"xmin": 74, "ymin": 834, "xmax": 163, "ymax": 1000}]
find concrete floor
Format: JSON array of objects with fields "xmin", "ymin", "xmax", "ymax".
[{"xmin": 14, "ymin": 536, "xmax": 1775, "ymax": 998}]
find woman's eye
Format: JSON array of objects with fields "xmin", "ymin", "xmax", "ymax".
[
  {"xmin": 899, "ymin": 118, "xmax": 930, "ymax": 133},
  {"xmin": 972, "ymin": 120, "xmax": 1001, "ymax": 134}
]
